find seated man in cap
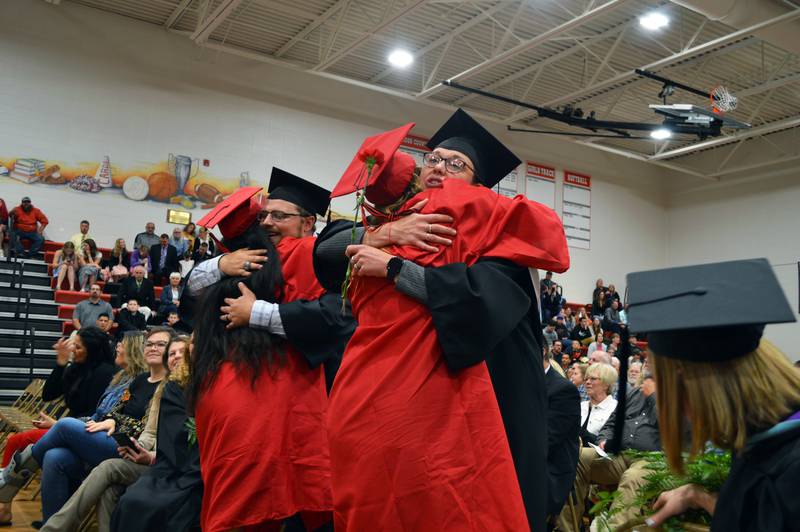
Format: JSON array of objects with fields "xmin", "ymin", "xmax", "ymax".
[
  {"xmin": 317, "ymin": 114, "xmax": 570, "ymax": 532},
  {"xmin": 10, "ymin": 197, "xmax": 48, "ymax": 258},
  {"xmin": 185, "ymin": 168, "xmax": 355, "ymax": 392}
]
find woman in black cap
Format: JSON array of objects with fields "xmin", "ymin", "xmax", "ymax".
[{"xmin": 624, "ymin": 258, "xmax": 800, "ymax": 531}]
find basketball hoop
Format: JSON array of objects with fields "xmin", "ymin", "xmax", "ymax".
[{"xmin": 710, "ymin": 85, "xmax": 737, "ymax": 114}]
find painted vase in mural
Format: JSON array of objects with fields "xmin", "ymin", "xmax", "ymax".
[{"xmin": 168, "ymin": 154, "xmax": 199, "ymax": 193}]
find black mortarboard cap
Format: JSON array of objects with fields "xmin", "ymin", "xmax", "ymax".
[
  {"xmin": 268, "ymin": 167, "xmax": 330, "ymax": 217},
  {"xmin": 626, "ymin": 258, "xmax": 796, "ymax": 362},
  {"xmin": 426, "ymin": 108, "xmax": 521, "ymax": 188}
]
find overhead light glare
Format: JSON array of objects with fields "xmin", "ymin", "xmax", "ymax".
[
  {"xmin": 650, "ymin": 128, "xmax": 672, "ymax": 140},
  {"xmin": 639, "ymin": 12, "xmax": 669, "ymax": 31},
  {"xmin": 388, "ymin": 49, "xmax": 413, "ymax": 68}
]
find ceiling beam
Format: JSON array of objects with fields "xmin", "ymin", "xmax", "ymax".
[
  {"xmin": 191, "ymin": 0, "xmax": 243, "ymax": 43},
  {"xmin": 311, "ymin": 0, "xmax": 431, "ymax": 72},
  {"xmin": 417, "ymin": 0, "xmax": 632, "ymax": 99},
  {"xmin": 368, "ymin": 0, "xmax": 511, "ymax": 84},
  {"xmin": 164, "ymin": 0, "xmax": 193, "ymax": 29},
  {"xmin": 274, "ymin": 0, "xmax": 349, "ymax": 58},
  {"xmin": 506, "ymin": 8, "xmax": 800, "ymax": 123}
]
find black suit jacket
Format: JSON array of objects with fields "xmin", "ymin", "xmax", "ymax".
[
  {"xmin": 119, "ymin": 278, "xmax": 156, "ymax": 309},
  {"xmin": 150, "ymin": 244, "xmax": 179, "ymax": 276},
  {"xmin": 544, "ymin": 367, "xmax": 581, "ymax": 516}
]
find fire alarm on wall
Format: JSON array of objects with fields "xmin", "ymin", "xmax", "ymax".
[{"xmin": 203, "ymin": 159, "xmax": 210, "ymax": 167}]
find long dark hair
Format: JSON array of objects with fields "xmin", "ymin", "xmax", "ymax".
[
  {"xmin": 187, "ymin": 223, "xmax": 285, "ymax": 413},
  {"xmin": 76, "ymin": 326, "xmax": 114, "ymax": 366}
]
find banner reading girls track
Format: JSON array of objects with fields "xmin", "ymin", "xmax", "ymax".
[
  {"xmin": 562, "ymin": 171, "xmax": 591, "ymax": 250},
  {"xmin": 524, "ymin": 161, "xmax": 556, "ymax": 210}
]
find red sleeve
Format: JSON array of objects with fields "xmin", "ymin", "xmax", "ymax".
[
  {"xmin": 0, "ymin": 201, "xmax": 8, "ymax": 221},
  {"xmin": 36, "ymin": 208, "xmax": 49, "ymax": 225}
]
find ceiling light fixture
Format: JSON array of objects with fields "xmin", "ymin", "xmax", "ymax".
[
  {"xmin": 650, "ymin": 128, "xmax": 672, "ymax": 140},
  {"xmin": 387, "ymin": 49, "xmax": 413, "ymax": 68},
  {"xmin": 639, "ymin": 12, "xmax": 669, "ymax": 31}
]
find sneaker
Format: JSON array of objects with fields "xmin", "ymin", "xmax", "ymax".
[{"xmin": 0, "ymin": 445, "xmax": 39, "ymax": 503}]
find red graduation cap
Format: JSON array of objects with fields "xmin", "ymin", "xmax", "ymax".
[
  {"xmin": 331, "ymin": 122, "xmax": 417, "ymax": 206},
  {"xmin": 196, "ymin": 186, "xmax": 263, "ymax": 240}
]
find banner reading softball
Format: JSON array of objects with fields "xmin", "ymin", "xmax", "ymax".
[
  {"xmin": 562, "ymin": 171, "xmax": 591, "ymax": 250},
  {"xmin": 524, "ymin": 161, "xmax": 556, "ymax": 210}
]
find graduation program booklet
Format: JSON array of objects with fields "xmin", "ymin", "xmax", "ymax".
[{"xmin": 589, "ymin": 442, "xmax": 612, "ymax": 460}]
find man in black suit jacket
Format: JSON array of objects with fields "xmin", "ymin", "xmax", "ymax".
[
  {"xmin": 150, "ymin": 233, "xmax": 179, "ymax": 285},
  {"xmin": 118, "ymin": 265, "xmax": 156, "ymax": 320},
  {"xmin": 544, "ymin": 353, "xmax": 581, "ymax": 530}
]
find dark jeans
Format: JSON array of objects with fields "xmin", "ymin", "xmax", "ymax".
[
  {"xmin": 31, "ymin": 417, "xmax": 120, "ymax": 521},
  {"xmin": 13, "ymin": 230, "xmax": 44, "ymax": 257}
]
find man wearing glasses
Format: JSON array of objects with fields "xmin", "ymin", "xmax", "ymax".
[
  {"xmin": 316, "ymin": 109, "xmax": 569, "ymax": 531},
  {"xmin": 185, "ymin": 167, "xmax": 355, "ymax": 391}
]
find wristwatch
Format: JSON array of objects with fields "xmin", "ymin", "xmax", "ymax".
[{"xmin": 386, "ymin": 257, "xmax": 404, "ymax": 282}]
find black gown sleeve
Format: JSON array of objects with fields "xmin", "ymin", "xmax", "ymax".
[
  {"xmin": 279, "ymin": 292, "xmax": 356, "ymax": 392},
  {"xmin": 424, "ymin": 258, "xmax": 534, "ymax": 371}
]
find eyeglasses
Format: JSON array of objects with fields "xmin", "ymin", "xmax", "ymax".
[
  {"xmin": 422, "ymin": 152, "xmax": 475, "ymax": 174},
  {"xmin": 145, "ymin": 341, "xmax": 169, "ymax": 349},
  {"xmin": 258, "ymin": 210, "xmax": 305, "ymax": 222}
]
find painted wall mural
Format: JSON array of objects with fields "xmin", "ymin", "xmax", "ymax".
[{"xmin": 0, "ymin": 153, "xmax": 250, "ymax": 210}]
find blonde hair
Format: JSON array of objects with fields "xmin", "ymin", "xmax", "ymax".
[
  {"xmin": 586, "ymin": 362, "xmax": 617, "ymax": 395},
  {"xmin": 652, "ymin": 339, "xmax": 800, "ymax": 472},
  {"xmin": 111, "ymin": 332, "xmax": 147, "ymax": 385}
]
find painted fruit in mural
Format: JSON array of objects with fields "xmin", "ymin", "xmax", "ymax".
[
  {"xmin": 146, "ymin": 171, "xmax": 179, "ymax": 202},
  {"xmin": 123, "ymin": 176, "xmax": 149, "ymax": 201}
]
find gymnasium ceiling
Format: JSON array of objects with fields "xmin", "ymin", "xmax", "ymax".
[{"xmin": 60, "ymin": 0, "xmax": 800, "ymax": 181}]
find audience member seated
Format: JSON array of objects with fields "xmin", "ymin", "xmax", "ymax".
[
  {"xmin": 191, "ymin": 241, "xmax": 214, "ymax": 264},
  {"xmin": 133, "ymin": 222, "xmax": 160, "ymax": 250},
  {"xmin": 603, "ymin": 300, "xmax": 624, "ymax": 333},
  {"xmin": 542, "ymin": 320, "xmax": 558, "ymax": 349},
  {"xmin": 0, "ymin": 327, "xmax": 121, "ymax": 525},
  {"xmin": 169, "ymin": 227, "xmax": 188, "ymax": 258},
  {"xmin": 571, "ymin": 374, "xmax": 661, "ymax": 531},
  {"xmin": 117, "ymin": 299, "xmax": 147, "ymax": 337},
  {"xmin": 591, "ymin": 278, "xmax": 605, "ymax": 307},
  {"xmin": 541, "ymin": 282, "xmax": 562, "ymax": 323},
  {"xmin": 182, "ymin": 222, "xmax": 197, "ymax": 251},
  {"xmin": 563, "ymin": 307, "xmax": 576, "ymax": 333},
  {"xmin": 10, "ymin": 196, "xmax": 48, "ymax": 258},
  {"xmin": 591, "ymin": 317, "xmax": 603, "ymax": 338},
  {"xmin": 0, "ymin": 328, "xmax": 172, "ymax": 524},
  {"xmin": 604, "ymin": 284, "xmax": 621, "ymax": 310},
  {"xmin": 102, "ymin": 238, "xmax": 131, "ymax": 283},
  {"xmin": 591, "ymin": 290, "xmax": 606, "ymax": 318},
  {"xmin": 570, "ymin": 316, "xmax": 593, "ymax": 346},
  {"xmin": 163, "ymin": 310, "xmax": 191, "ymax": 334},
  {"xmin": 111, "ymin": 338, "xmax": 201, "ymax": 532},
  {"xmin": 544, "ymin": 351, "xmax": 580, "ymax": 529},
  {"xmin": 77, "ymin": 239, "xmax": 103, "ymax": 292},
  {"xmin": 159, "ymin": 272, "xmax": 183, "ymax": 315},
  {"xmin": 52, "ymin": 242, "xmax": 78, "ymax": 291},
  {"xmin": 119, "ymin": 266, "xmax": 155, "ymax": 321},
  {"xmin": 586, "ymin": 333, "xmax": 606, "ymax": 355},
  {"xmin": 73, "ymin": 284, "xmax": 114, "ymax": 332},
  {"xmin": 0, "ymin": 197, "xmax": 8, "ymax": 258},
  {"xmin": 150, "ymin": 234, "xmax": 179, "ymax": 285},
  {"xmin": 178, "ymin": 252, "xmax": 194, "ymax": 279},
  {"xmin": 554, "ymin": 315, "xmax": 569, "ymax": 339},
  {"xmin": 627, "ymin": 335, "xmax": 642, "ymax": 357},
  {"xmin": 540, "ymin": 270, "xmax": 554, "ymax": 292},
  {"xmin": 567, "ymin": 340, "xmax": 583, "ymax": 360},
  {"xmin": 578, "ymin": 363, "xmax": 618, "ymax": 447},
  {"xmin": 68, "ymin": 220, "xmax": 92, "ymax": 249},
  {"xmin": 95, "ymin": 313, "xmax": 115, "ymax": 341},
  {"xmin": 40, "ymin": 335, "xmax": 191, "ymax": 532},
  {"xmin": 569, "ymin": 363, "xmax": 589, "ymax": 402},
  {"xmin": 627, "ymin": 361, "xmax": 643, "ymax": 387},
  {"xmin": 129, "ymin": 245, "xmax": 151, "ymax": 278},
  {"xmin": 192, "ymin": 226, "xmax": 215, "ymax": 257},
  {"xmin": 588, "ymin": 350, "xmax": 612, "ymax": 366}
]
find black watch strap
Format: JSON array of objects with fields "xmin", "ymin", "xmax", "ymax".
[{"xmin": 386, "ymin": 257, "xmax": 404, "ymax": 282}]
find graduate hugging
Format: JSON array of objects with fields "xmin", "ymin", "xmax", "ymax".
[{"xmin": 186, "ymin": 108, "xmax": 570, "ymax": 532}]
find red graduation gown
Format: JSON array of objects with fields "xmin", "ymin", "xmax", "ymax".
[
  {"xmin": 196, "ymin": 237, "xmax": 333, "ymax": 532},
  {"xmin": 328, "ymin": 180, "xmax": 569, "ymax": 531}
]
